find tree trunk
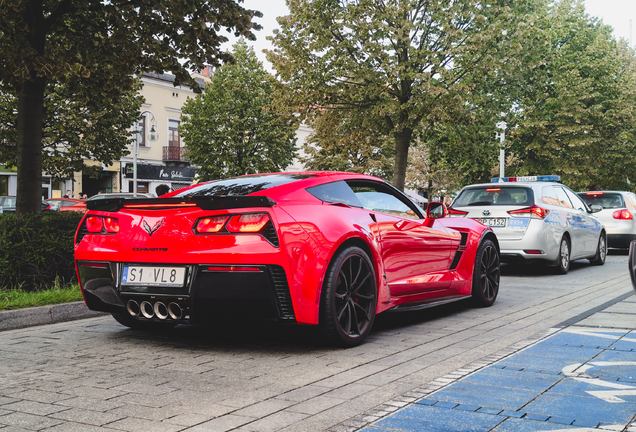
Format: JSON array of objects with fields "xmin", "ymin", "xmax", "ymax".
[
  {"xmin": 391, "ymin": 128, "xmax": 413, "ymax": 191},
  {"xmin": 16, "ymin": 76, "xmax": 46, "ymax": 216}
]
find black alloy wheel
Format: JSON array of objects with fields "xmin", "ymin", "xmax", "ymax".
[
  {"xmin": 556, "ymin": 237, "xmax": 571, "ymax": 274},
  {"xmin": 472, "ymin": 239, "xmax": 500, "ymax": 307},
  {"xmin": 320, "ymin": 246, "xmax": 377, "ymax": 347},
  {"xmin": 589, "ymin": 232, "xmax": 607, "ymax": 265}
]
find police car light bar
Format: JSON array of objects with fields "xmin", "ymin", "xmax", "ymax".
[{"xmin": 491, "ymin": 175, "xmax": 560, "ymax": 183}]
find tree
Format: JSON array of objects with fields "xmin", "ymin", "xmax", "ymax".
[
  {"xmin": 0, "ymin": 0, "xmax": 261, "ymax": 215},
  {"xmin": 268, "ymin": 0, "xmax": 543, "ymax": 190},
  {"xmin": 300, "ymin": 110, "xmax": 394, "ymax": 179},
  {"xmin": 180, "ymin": 40, "xmax": 298, "ymax": 181},
  {"xmin": 0, "ymin": 77, "xmax": 143, "ymax": 181},
  {"xmin": 507, "ymin": 0, "xmax": 636, "ymax": 191}
]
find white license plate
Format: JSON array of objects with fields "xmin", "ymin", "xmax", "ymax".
[
  {"xmin": 475, "ymin": 218, "xmax": 506, "ymax": 227},
  {"xmin": 121, "ymin": 266, "xmax": 186, "ymax": 287}
]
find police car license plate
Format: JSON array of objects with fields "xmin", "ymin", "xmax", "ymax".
[
  {"xmin": 475, "ymin": 218, "xmax": 506, "ymax": 227},
  {"xmin": 121, "ymin": 266, "xmax": 186, "ymax": 287}
]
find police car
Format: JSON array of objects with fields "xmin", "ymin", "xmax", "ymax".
[{"xmin": 449, "ymin": 176, "xmax": 606, "ymax": 274}]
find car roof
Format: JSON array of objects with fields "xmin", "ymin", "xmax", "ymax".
[{"xmin": 460, "ymin": 181, "xmax": 564, "ymax": 189}]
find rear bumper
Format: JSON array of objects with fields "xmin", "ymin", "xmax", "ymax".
[
  {"xmin": 608, "ymin": 234, "xmax": 636, "ymax": 249},
  {"xmin": 77, "ymin": 261, "xmax": 296, "ymax": 324}
]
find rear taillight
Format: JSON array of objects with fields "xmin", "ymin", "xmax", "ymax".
[
  {"xmin": 85, "ymin": 216, "xmax": 119, "ymax": 234},
  {"xmin": 508, "ymin": 205, "xmax": 550, "ymax": 219},
  {"xmin": 86, "ymin": 216, "xmax": 104, "ymax": 233},
  {"xmin": 448, "ymin": 208, "xmax": 469, "ymax": 217},
  {"xmin": 226, "ymin": 213, "xmax": 270, "ymax": 232},
  {"xmin": 613, "ymin": 210, "xmax": 633, "ymax": 220},
  {"xmin": 195, "ymin": 216, "xmax": 229, "ymax": 233}
]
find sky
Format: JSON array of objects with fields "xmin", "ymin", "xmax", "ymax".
[{"xmin": 227, "ymin": 0, "xmax": 636, "ymax": 72}]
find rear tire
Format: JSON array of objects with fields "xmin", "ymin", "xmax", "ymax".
[
  {"xmin": 589, "ymin": 232, "xmax": 607, "ymax": 266},
  {"xmin": 319, "ymin": 246, "xmax": 377, "ymax": 347},
  {"xmin": 555, "ymin": 237, "xmax": 571, "ymax": 274},
  {"xmin": 471, "ymin": 239, "xmax": 500, "ymax": 307}
]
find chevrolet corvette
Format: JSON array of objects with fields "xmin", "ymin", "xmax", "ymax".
[{"xmin": 75, "ymin": 172, "xmax": 500, "ymax": 346}]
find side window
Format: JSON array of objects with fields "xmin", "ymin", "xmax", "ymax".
[
  {"xmin": 347, "ymin": 181, "xmax": 423, "ymax": 220},
  {"xmin": 306, "ymin": 181, "xmax": 363, "ymax": 207},
  {"xmin": 541, "ymin": 186, "xmax": 560, "ymax": 206},
  {"xmin": 564, "ymin": 188, "xmax": 587, "ymax": 212},
  {"xmin": 626, "ymin": 194, "xmax": 636, "ymax": 211},
  {"xmin": 553, "ymin": 187, "xmax": 573, "ymax": 208}
]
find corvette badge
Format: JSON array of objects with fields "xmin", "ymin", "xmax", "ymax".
[{"xmin": 142, "ymin": 220, "xmax": 163, "ymax": 237}]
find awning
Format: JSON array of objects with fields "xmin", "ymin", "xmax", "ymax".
[{"xmin": 404, "ymin": 189, "xmax": 427, "ymax": 203}]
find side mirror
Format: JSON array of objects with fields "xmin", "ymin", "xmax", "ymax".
[
  {"xmin": 589, "ymin": 204, "xmax": 602, "ymax": 213},
  {"xmin": 426, "ymin": 202, "xmax": 446, "ymax": 219}
]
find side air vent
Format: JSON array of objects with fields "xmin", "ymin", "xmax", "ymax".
[
  {"xmin": 449, "ymin": 251, "xmax": 464, "ymax": 271},
  {"xmin": 76, "ymin": 220, "xmax": 89, "ymax": 245},
  {"xmin": 262, "ymin": 221, "xmax": 280, "ymax": 248},
  {"xmin": 269, "ymin": 265, "xmax": 295, "ymax": 320},
  {"xmin": 460, "ymin": 232, "xmax": 468, "ymax": 246}
]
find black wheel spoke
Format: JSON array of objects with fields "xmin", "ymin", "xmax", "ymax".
[{"xmin": 352, "ymin": 273, "xmax": 371, "ymax": 295}]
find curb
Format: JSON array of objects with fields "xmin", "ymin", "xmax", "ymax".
[{"xmin": 0, "ymin": 301, "xmax": 107, "ymax": 332}]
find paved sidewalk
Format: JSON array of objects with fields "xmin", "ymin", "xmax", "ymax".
[{"xmin": 348, "ymin": 293, "xmax": 636, "ymax": 431}]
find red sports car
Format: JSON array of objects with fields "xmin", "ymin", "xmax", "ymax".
[{"xmin": 75, "ymin": 172, "xmax": 500, "ymax": 346}]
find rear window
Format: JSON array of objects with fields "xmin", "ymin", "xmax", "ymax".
[
  {"xmin": 175, "ymin": 174, "xmax": 315, "ymax": 197},
  {"xmin": 578, "ymin": 192, "xmax": 625, "ymax": 209},
  {"xmin": 453, "ymin": 187, "xmax": 533, "ymax": 207}
]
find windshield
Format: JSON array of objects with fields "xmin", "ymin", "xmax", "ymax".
[
  {"xmin": 578, "ymin": 193, "xmax": 624, "ymax": 209},
  {"xmin": 175, "ymin": 174, "xmax": 315, "ymax": 197},
  {"xmin": 453, "ymin": 187, "xmax": 533, "ymax": 207}
]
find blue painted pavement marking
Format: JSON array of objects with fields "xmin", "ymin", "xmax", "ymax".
[{"xmin": 361, "ymin": 328, "xmax": 636, "ymax": 431}]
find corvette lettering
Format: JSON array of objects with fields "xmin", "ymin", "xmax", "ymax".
[{"xmin": 132, "ymin": 247, "xmax": 168, "ymax": 251}]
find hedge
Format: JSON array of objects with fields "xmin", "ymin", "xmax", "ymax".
[{"xmin": 0, "ymin": 211, "xmax": 85, "ymax": 290}]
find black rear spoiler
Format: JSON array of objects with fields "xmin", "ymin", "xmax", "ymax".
[{"xmin": 86, "ymin": 196, "xmax": 277, "ymax": 212}]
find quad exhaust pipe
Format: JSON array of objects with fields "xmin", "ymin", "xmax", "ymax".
[{"xmin": 126, "ymin": 299, "xmax": 183, "ymax": 321}]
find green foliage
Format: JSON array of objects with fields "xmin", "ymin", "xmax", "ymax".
[
  {"xmin": 0, "ymin": 0, "xmax": 262, "ymax": 214},
  {"xmin": 268, "ymin": 0, "xmax": 545, "ymax": 190},
  {"xmin": 301, "ymin": 110, "xmax": 394, "ymax": 180},
  {"xmin": 0, "ymin": 284, "xmax": 83, "ymax": 311},
  {"xmin": 0, "ymin": 212, "xmax": 84, "ymax": 290},
  {"xmin": 507, "ymin": 0, "xmax": 636, "ymax": 191},
  {"xmin": 0, "ymin": 77, "xmax": 143, "ymax": 180},
  {"xmin": 181, "ymin": 40, "xmax": 298, "ymax": 180}
]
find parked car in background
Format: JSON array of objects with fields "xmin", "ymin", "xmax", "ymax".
[
  {"xmin": 43, "ymin": 198, "xmax": 87, "ymax": 212},
  {"xmin": 86, "ymin": 192, "xmax": 153, "ymax": 201},
  {"xmin": 578, "ymin": 191, "xmax": 636, "ymax": 249},
  {"xmin": 1, "ymin": 198, "xmax": 58, "ymax": 213},
  {"xmin": 0, "ymin": 196, "xmax": 16, "ymax": 212},
  {"xmin": 449, "ymin": 176, "xmax": 606, "ymax": 274},
  {"xmin": 75, "ymin": 172, "xmax": 501, "ymax": 347}
]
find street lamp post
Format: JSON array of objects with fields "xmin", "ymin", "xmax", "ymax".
[
  {"xmin": 134, "ymin": 111, "xmax": 159, "ymax": 197},
  {"xmin": 495, "ymin": 121, "xmax": 507, "ymax": 178}
]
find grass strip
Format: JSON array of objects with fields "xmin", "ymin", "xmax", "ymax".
[{"xmin": 0, "ymin": 285, "xmax": 83, "ymax": 311}]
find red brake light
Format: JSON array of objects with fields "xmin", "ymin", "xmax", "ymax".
[
  {"xmin": 586, "ymin": 192, "xmax": 604, "ymax": 196},
  {"xmin": 195, "ymin": 216, "xmax": 229, "ymax": 233},
  {"xmin": 613, "ymin": 210, "xmax": 633, "ymax": 220},
  {"xmin": 508, "ymin": 205, "xmax": 550, "ymax": 219},
  {"xmin": 448, "ymin": 208, "xmax": 469, "ymax": 217},
  {"xmin": 226, "ymin": 213, "xmax": 270, "ymax": 233},
  {"xmin": 86, "ymin": 216, "xmax": 104, "ymax": 233},
  {"xmin": 486, "ymin": 188, "xmax": 501, "ymax": 192},
  {"xmin": 104, "ymin": 217, "xmax": 119, "ymax": 233}
]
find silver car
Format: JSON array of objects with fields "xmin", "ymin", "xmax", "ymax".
[
  {"xmin": 578, "ymin": 191, "xmax": 636, "ymax": 249},
  {"xmin": 449, "ymin": 176, "xmax": 606, "ymax": 273}
]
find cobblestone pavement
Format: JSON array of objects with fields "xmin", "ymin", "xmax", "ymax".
[{"xmin": 0, "ymin": 254, "xmax": 633, "ymax": 432}]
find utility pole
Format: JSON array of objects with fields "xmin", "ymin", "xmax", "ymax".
[{"xmin": 495, "ymin": 122, "xmax": 507, "ymax": 178}]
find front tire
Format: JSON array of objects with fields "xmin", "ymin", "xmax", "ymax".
[
  {"xmin": 555, "ymin": 237, "xmax": 571, "ymax": 274},
  {"xmin": 589, "ymin": 232, "xmax": 607, "ymax": 266},
  {"xmin": 471, "ymin": 239, "xmax": 500, "ymax": 307},
  {"xmin": 319, "ymin": 246, "xmax": 377, "ymax": 347}
]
